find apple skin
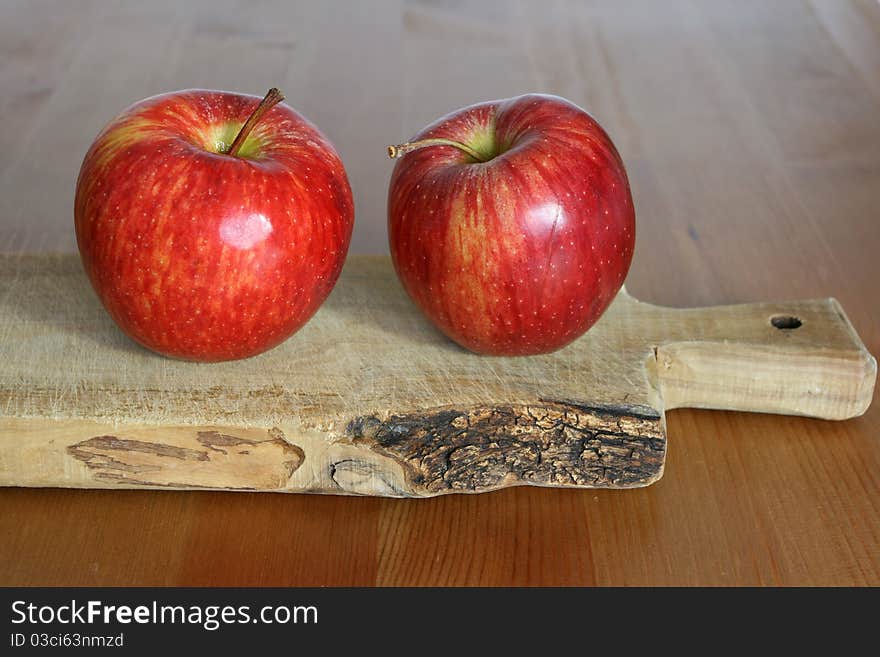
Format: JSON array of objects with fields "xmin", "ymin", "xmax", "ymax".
[
  {"xmin": 75, "ymin": 89, "xmax": 354, "ymax": 361},
  {"xmin": 388, "ymin": 94, "xmax": 635, "ymax": 356}
]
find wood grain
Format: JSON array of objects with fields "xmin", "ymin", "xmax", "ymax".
[
  {"xmin": 0, "ymin": 0, "xmax": 879, "ymax": 584},
  {"xmin": 0, "ymin": 255, "xmax": 871, "ymax": 495}
]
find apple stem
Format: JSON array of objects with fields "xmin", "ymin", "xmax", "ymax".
[
  {"xmin": 226, "ymin": 88, "xmax": 285, "ymax": 157},
  {"xmin": 387, "ymin": 138, "xmax": 483, "ymax": 162}
]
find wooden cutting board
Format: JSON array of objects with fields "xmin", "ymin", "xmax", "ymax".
[{"xmin": 0, "ymin": 254, "xmax": 875, "ymax": 497}]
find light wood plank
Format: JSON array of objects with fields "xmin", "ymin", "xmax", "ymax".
[{"xmin": 0, "ymin": 0, "xmax": 878, "ymax": 585}]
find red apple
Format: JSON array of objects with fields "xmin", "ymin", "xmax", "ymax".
[
  {"xmin": 75, "ymin": 88, "xmax": 354, "ymax": 361},
  {"xmin": 387, "ymin": 94, "xmax": 635, "ymax": 355}
]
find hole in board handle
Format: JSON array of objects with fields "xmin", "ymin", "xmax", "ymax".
[{"xmin": 771, "ymin": 315, "xmax": 802, "ymax": 330}]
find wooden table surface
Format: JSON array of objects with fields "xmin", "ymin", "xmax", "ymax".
[{"xmin": 1, "ymin": 0, "xmax": 879, "ymax": 586}]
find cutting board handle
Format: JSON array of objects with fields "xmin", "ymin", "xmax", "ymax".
[{"xmin": 650, "ymin": 297, "xmax": 876, "ymax": 420}]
